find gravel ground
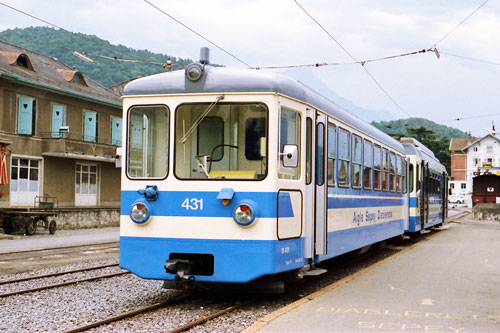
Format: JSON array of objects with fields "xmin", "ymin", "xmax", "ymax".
[{"xmin": 0, "ymin": 236, "xmax": 422, "ymax": 333}]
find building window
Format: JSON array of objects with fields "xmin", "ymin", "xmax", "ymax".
[
  {"xmin": 75, "ymin": 164, "xmax": 98, "ymax": 206},
  {"xmin": 17, "ymin": 96, "xmax": 36, "ymax": 135},
  {"xmin": 461, "ymin": 183, "xmax": 466, "ymax": 189},
  {"xmin": 487, "ymin": 146, "xmax": 493, "ymax": 153},
  {"xmin": 474, "ymin": 158, "xmax": 480, "ymax": 167},
  {"xmin": 473, "ymin": 147, "xmax": 478, "ymax": 152},
  {"xmin": 451, "ymin": 183, "xmax": 455, "ymax": 189},
  {"xmin": 111, "ymin": 117, "xmax": 122, "ymax": 146},
  {"xmin": 51, "ymin": 104, "xmax": 67, "ymax": 138},
  {"xmin": 10, "ymin": 158, "xmax": 40, "ymax": 205},
  {"xmin": 83, "ymin": 111, "xmax": 98, "ymax": 142}
]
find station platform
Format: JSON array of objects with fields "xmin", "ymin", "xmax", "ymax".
[
  {"xmin": 246, "ymin": 217, "xmax": 500, "ymax": 332},
  {"xmin": 0, "ymin": 227, "xmax": 119, "ymax": 254}
]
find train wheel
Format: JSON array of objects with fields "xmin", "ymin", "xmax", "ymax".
[
  {"xmin": 49, "ymin": 220, "xmax": 56, "ymax": 234},
  {"xmin": 25, "ymin": 218, "xmax": 37, "ymax": 236}
]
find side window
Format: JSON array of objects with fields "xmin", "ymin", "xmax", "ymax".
[
  {"xmin": 337, "ymin": 128, "xmax": 350, "ymax": 187},
  {"xmin": 51, "ymin": 104, "xmax": 66, "ymax": 138},
  {"xmin": 382, "ymin": 148, "xmax": 389, "ymax": 191},
  {"xmin": 279, "ymin": 108, "xmax": 301, "ymax": 180},
  {"xmin": 127, "ymin": 105, "xmax": 169, "ymax": 179},
  {"xmin": 83, "ymin": 111, "xmax": 98, "ymax": 142},
  {"xmin": 409, "ymin": 163, "xmax": 414, "ymax": 193},
  {"xmin": 352, "ymin": 135, "xmax": 362, "ymax": 188},
  {"xmin": 306, "ymin": 118, "xmax": 312, "ymax": 185},
  {"xmin": 373, "ymin": 144, "xmax": 382, "ymax": 190},
  {"xmin": 403, "ymin": 159, "xmax": 407, "ymax": 193},
  {"xmin": 416, "ymin": 165, "xmax": 420, "ymax": 192},
  {"xmin": 327, "ymin": 123, "xmax": 336, "ymax": 186},
  {"xmin": 363, "ymin": 140, "xmax": 372, "ymax": 190},
  {"xmin": 17, "ymin": 96, "xmax": 36, "ymax": 135},
  {"xmin": 390, "ymin": 152, "xmax": 396, "ymax": 192},
  {"xmin": 396, "ymin": 155, "xmax": 402, "ymax": 192},
  {"xmin": 316, "ymin": 123, "xmax": 325, "ymax": 185}
]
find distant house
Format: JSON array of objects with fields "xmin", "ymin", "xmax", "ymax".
[
  {"xmin": 0, "ymin": 40, "xmax": 122, "ymax": 222},
  {"xmin": 449, "ymin": 133, "xmax": 500, "ymax": 204}
]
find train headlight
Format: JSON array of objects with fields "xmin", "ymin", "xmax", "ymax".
[
  {"xmin": 233, "ymin": 200, "xmax": 259, "ymax": 226},
  {"xmin": 185, "ymin": 63, "xmax": 204, "ymax": 81},
  {"xmin": 130, "ymin": 200, "xmax": 152, "ymax": 224}
]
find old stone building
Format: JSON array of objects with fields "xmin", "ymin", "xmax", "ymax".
[{"xmin": 0, "ymin": 40, "xmax": 122, "ymax": 228}]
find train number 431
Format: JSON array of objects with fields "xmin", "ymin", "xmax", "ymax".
[{"xmin": 181, "ymin": 198, "xmax": 204, "ymax": 210}]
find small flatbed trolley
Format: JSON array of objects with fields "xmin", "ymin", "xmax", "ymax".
[{"xmin": 1, "ymin": 195, "xmax": 57, "ymax": 235}]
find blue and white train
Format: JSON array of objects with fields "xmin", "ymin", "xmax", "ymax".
[{"xmin": 119, "ymin": 49, "xmax": 447, "ymax": 292}]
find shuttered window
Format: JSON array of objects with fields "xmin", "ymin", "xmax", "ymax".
[
  {"xmin": 51, "ymin": 105, "xmax": 66, "ymax": 138},
  {"xmin": 111, "ymin": 117, "xmax": 122, "ymax": 146},
  {"xmin": 83, "ymin": 111, "xmax": 98, "ymax": 142},
  {"xmin": 17, "ymin": 97, "xmax": 35, "ymax": 135}
]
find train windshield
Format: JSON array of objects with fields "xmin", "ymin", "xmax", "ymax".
[{"xmin": 175, "ymin": 102, "xmax": 268, "ymax": 180}]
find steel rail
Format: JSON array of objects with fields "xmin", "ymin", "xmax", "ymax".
[
  {"xmin": 169, "ymin": 301, "xmax": 251, "ymax": 333},
  {"xmin": 0, "ymin": 241, "xmax": 119, "ymax": 256},
  {"xmin": 64, "ymin": 294, "xmax": 193, "ymax": 333},
  {"xmin": 0, "ymin": 271, "xmax": 129, "ymax": 298},
  {"xmin": 0, "ymin": 263, "xmax": 119, "ymax": 285}
]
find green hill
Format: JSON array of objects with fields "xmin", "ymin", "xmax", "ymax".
[
  {"xmin": 0, "ymin": 26, "xmax": 195, "ymax": 87},
  {"xmin": 372, "ymin": 118, "xmax": 467, "ymax": 139}
]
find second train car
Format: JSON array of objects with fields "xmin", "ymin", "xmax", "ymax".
[{"xmin": 119, "ymin": 48, "xmax": 447, "ymax": 292}]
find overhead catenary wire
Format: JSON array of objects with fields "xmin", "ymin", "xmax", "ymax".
[
  {"xmin": 293, "ymin": 0, "xmax": 412, "ymax": 118},
  {"xmin": 433, "ymin": 0, "xmax": 489, "ymax": 47},
  {"xmin": 143, "ymin": 0, "xmax": 253, "ymax": 69}
]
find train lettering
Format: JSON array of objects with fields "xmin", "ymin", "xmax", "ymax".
[{"xmin": 181, "ymin": 198, "xmax": 204, "ymax": 210}]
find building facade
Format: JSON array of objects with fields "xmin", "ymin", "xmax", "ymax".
[
  {"xmin": 449, "ymin": 133, "xmax": 500, "ymax": 203},
  {"xmin": 0, "ymin": 40, "xmax": 122, "ymax": 218}
]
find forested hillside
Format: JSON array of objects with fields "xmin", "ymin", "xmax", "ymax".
[
  {"xmin": 372, "ymin": 118, "xmax": 467, "ymax": 139},
  {"xmin": 0, "ymin": 27, "xmax": 193, "ymax": 87}
]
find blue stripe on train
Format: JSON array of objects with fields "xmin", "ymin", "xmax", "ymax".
[{"xmin": 122, "ymin": 190, "xmax": 406, "ymax": 218}]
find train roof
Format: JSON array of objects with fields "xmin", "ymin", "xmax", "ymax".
[{"xmin": 124, "ymin": 65, "xmax": 404, "ymax": 151}]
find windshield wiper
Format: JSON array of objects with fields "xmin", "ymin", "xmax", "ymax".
[{"xmin": 179, "ymin": 94, "xmax": 224, "ymax": 144}]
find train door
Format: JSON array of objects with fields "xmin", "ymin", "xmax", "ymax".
[
  {"xmin": 314, "ymin": 112, "xmax": 328, "ymax": 256},
  {"xmin": 420, "ymin": 163, "xmax": 430, "ymax": 229}
]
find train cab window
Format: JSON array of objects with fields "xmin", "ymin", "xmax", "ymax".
[
  {"xmin": 127, "ymin": 105, "xmax": 169, "ymax": 179},
  {"xmin": 175, "ymin": 103, "xmax": 268, "ymax": 180},
  {"xmin": 373, "ymin": 144, "xmax": 382, "ymax": 190},
  {"xmin": 352, "ymin": 135, "xmax": 362, "ymax": 188},
  {"xmin": 382, "ymin": 148, "xmax": 389, "ymax": 191},
  {"xmin": 337, "ymin": 128, "xmax": 350, "ymax": 187},
  {"xmin": 363, "ymin": 140, "xmax": 372, "ymax": 190},
  {"xmin": 396, "ymin": 155, "xmax": 402, "ymax": 192},
  {"xmin": 389, "ymin": 152, "xmax": 396, "ymax": 192},
  {"xmin": 279, "ymin": 108, "xmax": 301, "ymax": 180},
  {"xmin": 327, "ymin": 123, "xmax": 336, "ymax": 186}
]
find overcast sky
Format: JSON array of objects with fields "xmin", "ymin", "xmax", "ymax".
[{"xmin": 1, "ymin": 0, "xmax": 499, "ymax": 136}]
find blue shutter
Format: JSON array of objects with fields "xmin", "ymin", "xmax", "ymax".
[
  {"xmin": 51, "ymin": 105, "xmax": 66, "ymax": 138},
  {"xmin": 111, "ymin": 118, "xmax": 122, "ymax": 146},
  {"xmin": 84, "ymin": 111, "xmax": 97, "ymax": 142},
  {"xmin": 18, "ymin": 97, "xmax": 34, "ymax": 135}
]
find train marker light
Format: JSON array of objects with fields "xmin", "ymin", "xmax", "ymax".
[
  {"xmin": 217, "ymin": 188, "xmax": 234, "ymax": 206},
  {"xmin": 130, "ymin": 200, "xmax": 152, "ymax": 224},
  {"xmin": 233, "ymin": 200, "xmax": 259, "ymax": 226}
]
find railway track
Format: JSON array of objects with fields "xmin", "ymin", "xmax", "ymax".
[
  {"xmin": 0, "ymin": 242, "xmax": 119, "ymax": 261},
  {"xmin": 0, "ymin": 263, "xmax": 128, "ymax": 298}
]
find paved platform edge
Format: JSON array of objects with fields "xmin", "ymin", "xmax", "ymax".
[{"xmin": 242, "ymin": 230, "xmax": 443, "ymax": 333}]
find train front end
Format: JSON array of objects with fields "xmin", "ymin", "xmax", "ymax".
[{"xmin": 118, "ymin": 64, "xmax": 303, "ymax": 290}]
